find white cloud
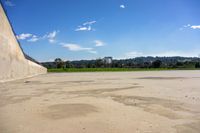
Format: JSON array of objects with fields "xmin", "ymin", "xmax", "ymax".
[
  {"xmin": 180, "ymin": 24, "xmax": 200, "ymax": 30},
  {"xmin": 48, "ymin": 59, "xmax": 54, "ymax": 62},
  {"xmin": 83, "ymin": 21, "xmax": 96, "ymax": 26},
  {"xmin": 27, "ymin": 35, "xmax": 39, "ymax": 42},
  {"xmin": 46, "ymin": 31, "xmax": 57, "ymax": 38},
  {"xmin": 5, "ymin": 0, "xmax": 15, "ymax": 7},
  {"xmin": 88, "ymin": 50, "xmax": 98, "ymax": 54},
  {"xmin": 63, "ymin": 44, "xmax": 92, "ymax": 51},
  {"xmin": 184, "ymin": 24, "xmax": 191, "ymax": 28},
  {"xmin": 75, "ymin": 20, "xmax": 96, "ymax": 31},
  {"xmin": 48, "ymin": 39, "xmax": 56, "ymax": 43},
  {"xmin": 179, "ymin": 24, "xmax": 190, "ymax": 30},
  {"xmin": 125, "ymin": 50, "xmax": 199, "ymax": 58},
  {"xmin": 16, "ymin": 33, "xmax": 32, "ymax": 40},
  {"xmin": 94, "ymin": 40, "xmax": 105, "ymax": 47},
  {"xmin": 17, "ymin": 30, "xmax": 59, "ymax": 43},
  {"xmin": 88, "ymin": 26, "xmax": 92, "ymax": 31},
  {"xmin": 75, "ymin": 26, "xmax": 92, "ymax": 31},
  {"xmin": 150, "ymin": 51, "xmax": 199, "ymax": 57},
  {"xmin": 62, "ymin": 43, "xmax": 91, "ymax": 51},
  {"xmin": 61, "ymin": 43, "xmax": 97, "ymax": 54},
  {"xmin": 191, "ymin": 25, "xmax": 200, "ymax": 29},
  {"xmin": 120, "ymin": 5, "xmax": 125, "ymax": 9},
  {"xmin": 17, "ymin": 34, "xmax": 40, "ymax": 42},
  {"xmin": 43, "ymin": 30, "xmax": 59, "ymax": 43},
  {"xmin": 125, "ymin": 51, "xmax": 143, "ymax": 58}
]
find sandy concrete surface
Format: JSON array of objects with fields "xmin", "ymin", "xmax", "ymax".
[{"xmin": 0, "ymin": 70, "xmax": 200, "ymax": 133}]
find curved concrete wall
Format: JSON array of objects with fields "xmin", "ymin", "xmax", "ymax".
[{"xmin": 0, "ymin": 4, "xmax": 47, "ymax": 82}]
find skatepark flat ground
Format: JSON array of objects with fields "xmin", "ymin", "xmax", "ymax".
[{"xmin": 1, "ymin": 70, "xmax": 200, "ymax": 133}]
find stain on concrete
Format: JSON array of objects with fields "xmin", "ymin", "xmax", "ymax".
[
  {"xmin": 136, "ymin": 77, "xmax": 188, "ymax": 80},
  {"xmin": 43, "ymin": 103, "xmax": 98, "ymax": 119},
  {"xmin": 111, "ymin": 95, "xmax": 191, "ymax": 119},
  {"xmin": 68, "ymin": 86, "xmax": 142, "ymax": 95},
  {"xmin": 175, "ymin": 121, "xmax": 200, "ymax": 133}
]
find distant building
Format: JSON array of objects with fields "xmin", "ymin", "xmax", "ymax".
[{"xmin": 103, "ymin": 57, "xmax": 113, "ymax": 64}]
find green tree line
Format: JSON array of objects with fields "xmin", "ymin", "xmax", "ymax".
[{"xmin": 42, "ymin": 57, "xmax": 200, "ymax": 69}]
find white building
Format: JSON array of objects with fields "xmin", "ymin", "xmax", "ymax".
[{"xmin": 103, "ymin": 57, "xmax": 113, "ymax": 64}]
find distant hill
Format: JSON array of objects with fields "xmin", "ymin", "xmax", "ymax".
[{"xmin": 42, "ymin": 56, "xmax": 200, "ymax": 69}]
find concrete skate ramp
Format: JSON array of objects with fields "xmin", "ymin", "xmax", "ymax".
[{"xmin": 0, "ymin": 4, "xmax": 47, "ymax": 82}]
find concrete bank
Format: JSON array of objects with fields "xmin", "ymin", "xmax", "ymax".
[{"xmin": 0, "ymin": 4, "xmax": 47, "ymax": 82}]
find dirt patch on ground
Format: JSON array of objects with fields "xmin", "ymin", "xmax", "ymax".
[
  {"xmin": 137, "ymin": 77, "xmax": 187, "ymax": 80},
  {"xmin": 175, "ymin": 121, "xmax": 200, "ymax": 133},
  {"xmin": 68, "ymin": 86, "xmax": 142, "ymax": 95},
  {"xmin": 111, "ymin": 95, "xmax": 190, "ymax": 119},
  {"xmin": 43, "ymin": 103, "xmax": 98, "ymax": 119}
]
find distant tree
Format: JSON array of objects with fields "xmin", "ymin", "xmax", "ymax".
[
  {"xmin": 55, "ymin": 58, "xmax": 64, "ymax": 68},
  {"xmin": 112, "ymin": 61, "xmax": 122, "ymax": 68},
  {"xmin": 95, "ymin": 59, "xmax": 104, "ymax": 67},
  {"xmin": 176, "ymin": 62, "xmax": 184, "ymax": 67},
  {"xmin": 143, "ymin": 62, "xmax": 151, "ymax": 68},
  {"xmin": 195, "ymin": 62, "xmax": 200, "ymax": 68},
  {"xmin": 65, "ymin": 61, "xmax": 73, "ymax": 68},
  {"xmin": 86, "ymin": 62, "xmax": 95, "ymax": 68},
  {"xmin": 41, "ymin": 56, "xmax": 200, "ymax": 69},
  {"xmin": 55, "ymin": 58, "xmax": 62, "ymax": 62},
  {"xmin": 152, "ymin": 60, "xmax": 162, "ymax": 68}
]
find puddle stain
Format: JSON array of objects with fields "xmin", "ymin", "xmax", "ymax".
[
  {"xmin": 136, "ymin": 77, "xmax": 188, "ymax": 80},
  {"xmin": 175, "ymin": 121, "xmax": 200, "ymax": 133},
  {"xmin": 111, "ymin": 95, "xmax": 192, "ymax": 120},
  {"xmin": 43, "ymin": 103, "xmax": 98, "ymax": 119},
  {"xmin": 68, "ymin": 86, "xmax": 142, "ymax": 95}
]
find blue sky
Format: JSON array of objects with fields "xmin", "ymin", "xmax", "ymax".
[{"xmin": 2, "ymin": 0, "xmax": 200, "ymax": 61}]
